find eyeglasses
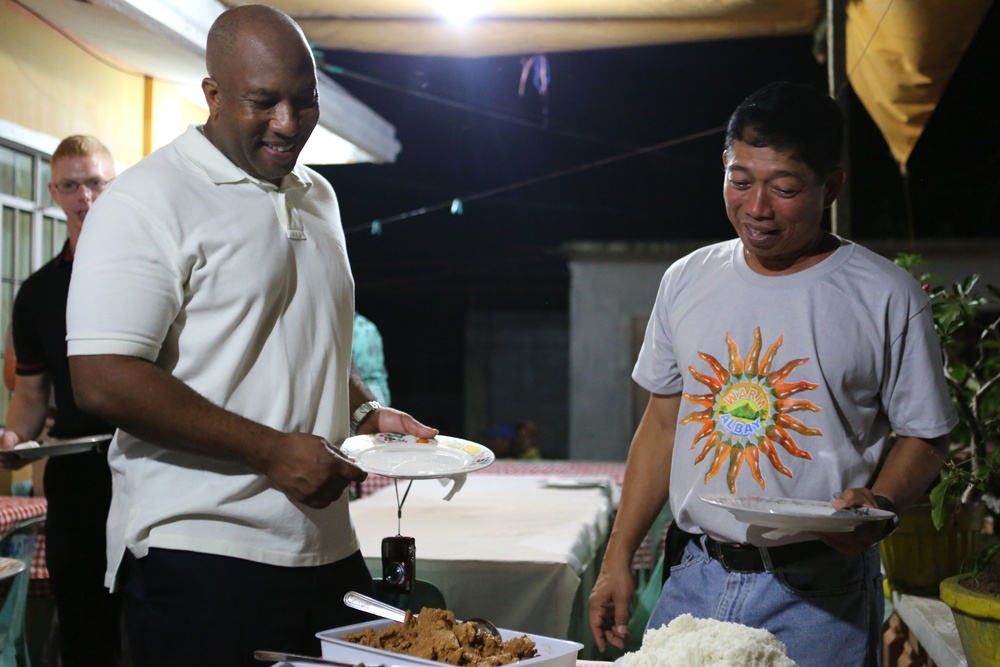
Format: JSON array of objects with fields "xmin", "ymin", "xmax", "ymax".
[{"xmin": 53, "ymin": 178, "xmax": 110, "ymax": 195}]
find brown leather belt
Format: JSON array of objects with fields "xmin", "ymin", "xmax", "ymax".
[{"xmin": 704, "ymin": 536, "xmax": 834, "ymax": 573}]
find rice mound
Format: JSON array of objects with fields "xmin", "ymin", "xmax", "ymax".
[{"xmin": 621, "ymin": 614, "xmax": 796, "ymax": 667}]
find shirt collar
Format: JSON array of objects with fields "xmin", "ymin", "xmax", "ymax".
[{"xmin": 177, "ymin": 125, "xmax": 313, "ymax": 194}]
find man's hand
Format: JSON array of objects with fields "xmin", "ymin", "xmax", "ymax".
[
  {"xmin": 258, "ymin": 432, "xmax": 367, "ymax": 509},
  {"xmin": 0, "ymin": 429, "xmax": 31, "ymax": 471},
  {"xmin": 265, "ymin": 406, "xmax": 436, "ymax": 508},
  {"xmin": 588, "ymin": 559, "xmax": 635, "ymax": 652},
  {"xmin": 357, "ymin": 407, "xmax": 438, "ymax": 440},
  {"xmin": 814, "ymin": 488, "xmax": 890, "ymax": 554}
]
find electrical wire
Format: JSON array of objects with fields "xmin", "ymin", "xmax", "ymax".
[
  {"xmin": 343, "ymin": 124, "xmax": 726, "ymax": 235},
  {"xmin": 317, "ymin": 57, "xmax": 649, "ymax": 154}
]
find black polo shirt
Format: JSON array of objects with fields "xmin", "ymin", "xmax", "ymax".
[{"xmin": 12, "ymin": 241, "xmax": 113, "ymax": 439}]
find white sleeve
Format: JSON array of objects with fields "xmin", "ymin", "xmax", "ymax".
[{"xmin": 67, "ymin": 189, "xmax": 185, "ymax": 362}]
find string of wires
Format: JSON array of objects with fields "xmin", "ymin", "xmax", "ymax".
[{"xmin": 316, "ymin": 57, "xmax": 726, "ymax": 236}]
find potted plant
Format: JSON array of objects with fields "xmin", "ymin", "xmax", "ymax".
[
  {"xmin": 879, "ymin": 254, "xmax": 1000, "ymax": 596},
  {"xmin": 939, "ymin": 542, "xmax": 1000, "ymax": 667}
]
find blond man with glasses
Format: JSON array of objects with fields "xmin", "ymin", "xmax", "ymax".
[{"xmin": 1, "ymin": 135, "xmax": 123, "ymax": 666}]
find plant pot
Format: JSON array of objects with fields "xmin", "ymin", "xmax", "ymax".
[
  {"xmin": 939, "ymin": 574, "xmax": 1000, "ymax": 667},
  {"xmin": 880, "ymin": 500, "xmax": 984, "ymax": 596}
]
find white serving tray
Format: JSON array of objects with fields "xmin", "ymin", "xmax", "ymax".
[{"xmin": 318, "ymin": 619, "xmax": 582, "ymax": 667}]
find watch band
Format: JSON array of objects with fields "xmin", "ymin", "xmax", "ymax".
[
  {"xmin": 873, "ymin": 495, "xmax": 900, "ymax": 540},
  {"xmin": 349, "ymin": 400, "xmax": 382, "ymax": 435}
]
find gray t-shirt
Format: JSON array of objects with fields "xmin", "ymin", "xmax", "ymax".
[{"xmin": 633, "ymin": 238, "xmax": 956, "ymax": 545}]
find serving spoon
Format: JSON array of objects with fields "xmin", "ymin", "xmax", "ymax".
[{"xmin": 343, "ymin": 591, "xmax": 502, "ymax": 638}]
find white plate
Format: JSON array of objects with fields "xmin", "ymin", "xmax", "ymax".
[
  {"xmin": 339, "ymin": 433, "xmax": 494, "ymax": 479},
  {"xmin": 700, "ymin": 493, "xmax": 896, "ymax": 533},
  {"xmin": 10, "ymin": 434, "xmax": 113, "ymax": 460},
  {"xmin": 0, "ymin": 557, "xmax": 26, "ymax": 581}
]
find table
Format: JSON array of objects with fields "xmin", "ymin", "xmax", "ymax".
[
  {"xmin": 355, "ymin": 459, "xmax": 667, "ymax": 571},
  {"xmin": 349, "ymin": 474, "xmax": 615, "ymax": 643},
  {"xmin": 0, "ymin": 496, "xmax": 48, "ymax": 579}
]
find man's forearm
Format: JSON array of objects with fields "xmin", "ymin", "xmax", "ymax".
[
  {"xmin": 70, "ymin": 354, "xmax": 281, "ymax": 468},
  {"xmin": 3, "ymin": 377, "xmax": 51, "ymax": 441},
  {"xmin": 604, "ymin": 393, "xmax": 679, "ymax": 567},
  {"xmin": 871, "ymin": 435, "xmax": 949, "ymax": 510},
  {"xmin": 348, "ymin": 359, "xmax": 379, "ymax": 412}
]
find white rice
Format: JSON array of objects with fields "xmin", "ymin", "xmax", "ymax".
[{"xmin": 621, "ymin": 614, "xmax": 797, "ymax": 667}]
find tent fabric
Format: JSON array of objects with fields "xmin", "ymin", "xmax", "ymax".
[
  {"xmin": 846, "ymin": 0, "xmax": 993, "ymax": 171},
  {"xmin": 248, "ymin": 0, "xmax": 823, "ymax": 56},
  {"xmin": 297, "ymin": 16, "xmax": 821, "ymax": 58}
]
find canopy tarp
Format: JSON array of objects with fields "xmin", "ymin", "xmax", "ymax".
[
  {"xmin": 251, "ymin": 0, "xmax": 824, "ymax": 56},
  {"xmin": 846, "ymin": 0, "xmax": 993, "ymax": 171}
]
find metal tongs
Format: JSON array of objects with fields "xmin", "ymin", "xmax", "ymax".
[{"xmin": 343, "ymin": 591, "xmax": 501, "ymax": 638}]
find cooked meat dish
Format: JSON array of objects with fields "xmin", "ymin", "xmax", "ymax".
[{"xmin": 342, "ymin": 608, "xmax": 538, "ymax": 667}]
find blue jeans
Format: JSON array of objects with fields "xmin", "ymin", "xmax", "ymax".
[{"xmin": 648, "ymin": 536, "xmax": 884, "ymax": 667}]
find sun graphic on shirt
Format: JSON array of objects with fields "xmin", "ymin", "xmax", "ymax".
[{"xmin": 681, "ymin": 327, "xmax": 822, "ymax": 494}]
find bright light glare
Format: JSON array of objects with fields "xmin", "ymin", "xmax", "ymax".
[{"xmin": 437, "ymin": 0, "xmax": 482, "ymax": 24}]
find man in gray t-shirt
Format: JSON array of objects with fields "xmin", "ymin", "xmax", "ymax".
[{"xmin": 588, "ymin": 82, "xmax": 955, "ymax": 667}]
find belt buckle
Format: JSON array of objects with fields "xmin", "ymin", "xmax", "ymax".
[{"xmin": 713, "ymin": 542, "xmax": 764, "ymax": 573}]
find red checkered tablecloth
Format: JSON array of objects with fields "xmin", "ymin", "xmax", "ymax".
[
  {"xmin": 353, "ymin": 459, "xmax": 666, "ymax": 570},
  {"xmin": 0, "ymin": 496, "xmax": 48, "ymax": 579}
]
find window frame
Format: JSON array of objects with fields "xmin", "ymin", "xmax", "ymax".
[{"xmin": 1, "ymin": 135, "xmax": 68, "ymax": 422}]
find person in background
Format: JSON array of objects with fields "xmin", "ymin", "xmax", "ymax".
[
  {"xmin": 588, "ymin": 82, "xmax": 955, "ymax": 667},
  {"xmin": 485, "ymin": 422, "xmax": 517, "ymax": 458},
  {"xmin": 63, "ymin": 6, "xmax": 435, "ymax": 667},
  {"xmin": 515, "ymin": 420, "xmax": 542, "ymax": 459},
  {"xmin": 353, "ymin": 312, "xmax": 391, "ymax": 406},
  {"xmin": 3, "ymin": 325, "xmax": 52, "ymax": 496},
  {"xmin": 0, "ymin": 134, "xmax": 121, "ymax": 666}
]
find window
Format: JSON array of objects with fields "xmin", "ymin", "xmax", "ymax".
[{"xmin": 0, "ymin": 139, "xmax": 67, "ymax": 422}]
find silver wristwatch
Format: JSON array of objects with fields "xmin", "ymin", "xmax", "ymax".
[{"xmin": 349, "ymin": 400, "xmax": 382, "ymax": 435}]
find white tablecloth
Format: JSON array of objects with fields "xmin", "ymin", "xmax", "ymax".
[{"xmin": 349, "ymin": 474, "xmax": 616, "ymax": 639}]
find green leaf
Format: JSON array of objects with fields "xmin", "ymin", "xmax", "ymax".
[
  {"xmin": 973, "ymin": 542, "xmax": 1000, "ymax": 576},
  {"xmin": 929, "ymin": 479, "xmax": 955, "ymax": 530}
]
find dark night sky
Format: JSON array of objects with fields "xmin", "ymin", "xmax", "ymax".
[{"xmin": 312, "ymin": 12, "xmax": 1000, "ymax": 430}]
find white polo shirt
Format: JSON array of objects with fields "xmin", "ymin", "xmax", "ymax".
[{"xmin": 67, "ymin": 126, "xmax": 358, "ymax": 589}]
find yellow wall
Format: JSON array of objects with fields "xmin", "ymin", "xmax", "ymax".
[
  {"xmin": 0, "ymin": 0, "xmax": 207, "ymax": 166},
  {"xmin": 151, "ymin": 78, "xmax": 208, "ymax": 155}
]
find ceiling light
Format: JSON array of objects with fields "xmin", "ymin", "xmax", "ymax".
[{"xmin": 437, "ymin": 1, "xmax": 481, "ymax": 24}]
